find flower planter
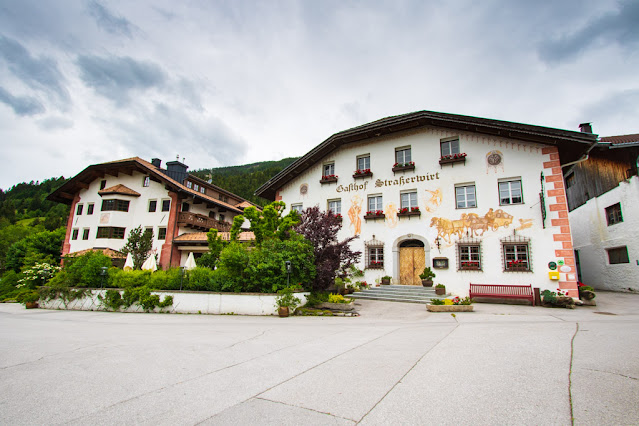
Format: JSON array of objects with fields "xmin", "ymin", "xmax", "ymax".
[
  {"xmin": 278, "ymin": 307, "xmax": 290, "ymax": 317},
  {"xmin": 25, "ymin": 302, "xmax": 39, "ymax": 309},
  {"xmin": 506, "ymin": 266, "xmax": 530, "ymax": 272},
  {"xmin": 460, "ymin": 266, "xmax": 481, "ymax": 271},
  {"xmin": 427, "ymin": 304, "xmax": 474, "ymax": 312},
  {"xmin": 364, "ymin": 214, "xmax": 385, "ymax": 221},
  {"xmin": 368, "ymin": 264, "xmax": 384, "ymax": 269},
  {"xmin": 318, "ymin": 301, "xmax": 354, "ymax": 311},
  {"xmin": 381, "ymin": 278, "xmax": 391, "ymax": 285},
  {"xmin": 397, "ymin": 211, "xmax": 421, "ymax": 218},
  {"xmin": 392, "ymin": 164, "xmax": 415, "ymax": 174},
  {"xmin": 353, "ymin": 172, "xmax": 373, "ymax": 179},
  {"xmin": 320, "ymin": 177, "xmax": 338, "ymax": 184},
  {"xmin": 439, "ymin": 157, "xmax": 466, "ymax": 167},
  {"xmin": 435, "ymin": 287, "xmax": 446, "ymax": 295},
  {"xmin": 421, "ymin": 279, "xmax": 433, "ymax": 287}
]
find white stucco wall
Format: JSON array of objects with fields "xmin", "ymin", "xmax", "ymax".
[
  {"xmin": 68, "ymin": 171, "xmax": 171, "ymax": 256},
  {"xmin": 39, "ymin": 289, "xmax": 310, "ymax": 315},
  {"xmin": 569, "ymin": 175, "xmax": 639, "ymax": 292},
  {"xmin": 279, "ymin": 127, "xmax": 573, "ymax": 297}
]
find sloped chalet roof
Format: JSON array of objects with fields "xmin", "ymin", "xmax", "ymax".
[
  {"xmin": 98, "ymin": 184, "xmax": 141, "ymax": 197},
  {"xmin": 48, "ymin": 157, "xmax": 249, "ymax": 214},
  {"xmin": 255, "ymin": 110, "xmax": 599, "ymax": 200},
  {"xmin": 600, "ymin": 133, "xmax": 639, "ymax": 148}
]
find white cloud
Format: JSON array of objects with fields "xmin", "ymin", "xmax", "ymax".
[{"xmin": 0, "ymin": 0, "xmax": 636, "ymax": 190}]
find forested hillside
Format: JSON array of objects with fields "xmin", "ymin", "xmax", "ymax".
[{"xmin": 192, "ymin": 157, "xmax": 298, "ymax": 206}]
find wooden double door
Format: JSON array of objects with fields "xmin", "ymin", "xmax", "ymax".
[{"xmin": 399, "ymin": 246, "xmax": 426, "ymax": 286}]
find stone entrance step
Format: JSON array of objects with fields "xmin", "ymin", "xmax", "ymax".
[{"xmin": 349, "ymin": 285, "xmax": 444, "ymax": 304}]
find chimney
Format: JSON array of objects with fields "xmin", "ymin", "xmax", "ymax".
[
  {"xmin": 165, "ymin": 160, "xmax": 189, "ymax": 184},
  {"xmin": 579, "ymin": 123, "xmax": 593, "ymax": 133},
  {"xmin": 151, "ymin": 158, "xmax": 161, "ymax": 168}
]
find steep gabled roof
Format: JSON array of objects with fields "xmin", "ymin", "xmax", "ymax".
[
  {"xmin": 98, "ymin": 184, "xmax": 141, "ymax": 197},
  {"xmin": 600, "ymin": 133, "xmax": 639, "ymax": 147},
  {"xmin": 47, "ymin": 157, "xmax": 245, "ymax": 213},
  {"xmin": 255, "ymin": 110, "xmax": 599, "ymax": 200}
]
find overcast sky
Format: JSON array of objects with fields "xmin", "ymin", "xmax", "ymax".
[{"xmin": 0, "ymin": 0, "xmax": 637, "ymax": 190}]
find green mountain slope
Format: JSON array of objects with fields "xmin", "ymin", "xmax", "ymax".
[{"xmin": 192, "ymin": 157, "xmax": 298, "ymax": 206}]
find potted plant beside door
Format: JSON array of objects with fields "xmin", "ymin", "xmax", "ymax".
[
  {"xmin": 274, "ymin": 286, "xmax": 302, "ymax": 317},
  {"xmin": 435, "ymin": 283, "xmax": 446, "ymax": 295},
  {"xmin": 419, "ymin": 267, "xmax": 436, "ymax": 287}
]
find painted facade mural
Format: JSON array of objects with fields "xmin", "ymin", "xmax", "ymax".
[
  {"xmin": 424, "ymin": 188, "xmax": 442, "ymax": 212},
  {"xmin": 430, "ymin": 208, "xmax": 514, "ymax": 242},
  {"xmin": 348, "ymin": 195, "xmax": 363, "ymax": 236},
  {"xmin": 384, "ymin": 202, "xmax": 398, "ymax": 228}
]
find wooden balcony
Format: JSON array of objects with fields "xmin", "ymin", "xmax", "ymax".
[{"xmin": 177, "ymin": 212, "xmax": 231, "ymax": 232}]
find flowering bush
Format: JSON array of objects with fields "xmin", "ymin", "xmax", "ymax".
[
  {"xmin": 440, "ymin": 153, "xmax": 467, "ymax": 161},
  {"xmin": 334, "ymin": 213, "xmax": 342, "ymax": 220},
  {"xmin": 461, "ymin": 261, "xmax": 480, "ymax": 269},
  {"xmin": 321, "ymin": 174, "xmax": 337, "ymax": 180},
  {"xmin": 451, "ymin": 296, "xmax": 473, "ymax": 305},
  {"xmin": 17, "ymin": 263, "xmax": 61, "ymax": 289},
  {"xmin": 393, "ymin": 161, "xmax": 415, "ymax": 168},
  {"xmin": 328, "ymin": 293, "xmax": 351, "ymax": 304},
  {"xmin": 354, "ymin": 168, "xmax": 371, "ymax": 175},
  {"xmin": 366, "ymin": 210, "xmax": 384, "ymax": 216}
]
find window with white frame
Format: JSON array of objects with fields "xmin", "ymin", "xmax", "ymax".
[
  {"xmin": 357, "ymin": 155, "xmax": 370, "ymax": 171},
  {"xmin": 328, "ymin": 199, "xmax": 341, "ymax": 215},
  {"xmin": 395, "ymin": 147, "xmax": 411, "ymax": 164},
  {"xmin": 76, "ymin": 204, "xmax": 83, "ymax": 215},
  {"xmin": 458, "ymin": 244, "xmax": 481, "ymax": 270},
  {"xmin": 186, "ymin": 181, "xmax": 193, "ymax": 189},
  {"xmin": 456, "ymin": 184, "xmax": 476, "ymax": 209},
  {"xmin": 72, "ymin": 229, "xmax": 79, "ymax": 240},
  {"xmin": 440, "ymin": 138, "xmax": 460, "ymax": 156},
  {"xmin": 368, "ymin": 195, "xmax": 383, "ymax": 212},
  {"xmin": 87, "ymin": 203, "xmax": 94, "ymax": 215},
  {"xmin": 143, "ymin": 176, "xmax": 150, "ymax": 187},
  {"xmin": 499, "ymin": 179, "xmax": 523, "ymax": 205},
  {"xmin": 503, "ymin": 242, "xmax": 531, "ymax": 271},
  {"xmin": 400, "ymin": 191, "xmax": 418, "ymax": 209},
  {"xmin": 158, "ymin": 227, "xmax": 167, "ymax": 240},
  {"xmin": 365, "ymin": 236, "xmax": 384, "ymax": 269},
  {"xmin": 291, "ymin": 204, "xmax": 303, "ymax": 213},
  {"xmin": 82, "ymin": 228, "xmax": 90, "ymax": 240},
  {"xmin": 323, "ymin": 162, "xmax": 335, "ymax": 177}
]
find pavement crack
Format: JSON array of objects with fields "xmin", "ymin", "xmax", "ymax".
[
  {"xmin": 569, "ymin": 322, "xmax": 578, "ymax": 426},
  {"xmin": 357, "ymin": 323, "xmax": 460, "ymax": 424},
  {"xmin": 254, "ymin": 397, "xmax": 357, "ymax": 423},
  {"xmin": 227, "ymin": 330, "xmax": 268, "ymax": 349},
  {"xmin": 0, "ymin": 343, "xmax": 102, "ymax": 370},
  {"xmin": 579, "ymin": 367, "xmax": 638, "ymax": 381}
]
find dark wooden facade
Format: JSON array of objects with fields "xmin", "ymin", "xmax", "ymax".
[{"xmin": 566, "ymin": 146, "xmax": 639, "ymax": 211}]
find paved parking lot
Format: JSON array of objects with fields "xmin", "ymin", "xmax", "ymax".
[{"xmin": 0, "ymin": 292, "xmax": 637, "ymax": 425}]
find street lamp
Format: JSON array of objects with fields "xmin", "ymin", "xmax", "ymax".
[
  {"xmin": 179, "ymin": 267, "xmax": 185, "ymax": 291},
  {"xmin": 285, "ymin": 261, "xmax": 292, "ymax": 287},
  {"xmin": 100, "ymin": 267, "xmax": 108, "ymax": 289}
]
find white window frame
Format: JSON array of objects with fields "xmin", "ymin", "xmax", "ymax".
[
  {"xmin": 143, "ymin": 176, "xmax": 150, "ymax": 187},
  {"xmin": 357, "ymin": 155, "xmax": 370, "ymax": 171},
  {"xmin": 458, "ymin": 244, "xmax": 481, "ymax": 270},
  {"xmin": 291, "ymin": 204, "xmax": 303, "ymax": 213},
  {"xmin": 400, "ymin": 191, "xmax": 418, "ymax": 209},
  {"xmin": 323, "ymin": 162, "xmax": 335, "ymax": 177},
  {"xmin": 503, "ymin": 243, "xmax": 530, "ymax": 271},
  {"xmin": 441, "ymin": 137, "xmax": 460, "ymax": 157},
  {"xmin": 328, "ymin": 199, "xmax": 342, "ymax": 215},
  {"xmin": 499, "ymin": 179, "xmax": 523, "ymax": 205},
  {"xmin": 368, "ymin": 247, "xmax": 384, "ymax": 267},
  {"xmin": 368, "ymin": 194, "xmax": 383, "ymax": 212},
  {"xmin": 186, "ymin": 181, "xmax": 193, "ymax": 189},
  {"xmin": 455, "ymin": 184, "xmax": 477, "ymax": 209},
  {"xmin": 395, "ymin": 146, "xmax": 412, "ymax": 164}
]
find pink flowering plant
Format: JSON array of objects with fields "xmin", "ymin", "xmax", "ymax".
[{"xmin": 440, "ymin": 152, "xmax": 467, "ymax": 161}]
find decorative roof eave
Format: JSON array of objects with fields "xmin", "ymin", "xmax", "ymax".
[
  {"xmin": 255, "ymin": 110, "xmax": 599, "ymax": 200},
  {"xmin": 47, "ymin": 157, "xmax": 243, "ymax": 214},
  {"xmin": 98, "ymin": 184, "xmax": 141, "ymax": 197}
]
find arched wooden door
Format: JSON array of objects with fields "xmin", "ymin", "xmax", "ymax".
[{"xmin": 399, "ymin": 240, "xmax": 426, "ymax": 286}]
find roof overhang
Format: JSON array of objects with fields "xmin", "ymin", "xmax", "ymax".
[{"xmin": 255, "ymin": 110, "xmax": 599, "ymax": 200}]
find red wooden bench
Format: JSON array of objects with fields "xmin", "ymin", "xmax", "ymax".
[{"xmin": 469, "ymin": 283, "xmax": 535, "ymax": 306}]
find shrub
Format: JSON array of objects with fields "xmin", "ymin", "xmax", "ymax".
[
  {"xmin": 304, "ymin": 292, "xmax": 329, "ymax": 307},
  {"xmin": 0, "ymin": 270, "xmax": 22, "ymax": 301},
  {"xmin": 430, "ymin": 298, "xmax": 445, "ymax": 305},
  {"xmin": 108, "ymin": 269, "xmax": 152, "ymax": 289},
  {"xmin": 186, "ymin": 267, "xmax": 220, "ymax": 291},
  {"xmin": 51, "ymin": 251, "xmax": 112, "ymax": 288}
]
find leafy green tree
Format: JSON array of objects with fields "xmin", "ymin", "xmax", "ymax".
[
  {"xmin": 196, "ymin": 228, "xmax": 226, "ymax": 269},
  {"xmin": 232, "ymin": 201, "xmax": 299, "ymax": 246},
  {"xmin": 5, "ymin": 227, "xmax": 65, "ymax": 272},
  {"xmin": 120, "ymin": 226, "xmax": 154, "ymax": 269},
  {"xmin": 49, "ymin": 251, "xmax": 112, "ymax": 288}
]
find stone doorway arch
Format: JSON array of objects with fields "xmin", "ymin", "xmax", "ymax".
[{"xmin": 392, "ymin": 235, "xmax": 431, "ymax": 285}]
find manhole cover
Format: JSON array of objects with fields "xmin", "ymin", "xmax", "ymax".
[{"xmin": 593, "ymin": 312, "xmax": 616, "ymax": 315}]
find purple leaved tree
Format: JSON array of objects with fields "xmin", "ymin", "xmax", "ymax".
[{"xmin": 295, "ymin": 206, "xmax": 361, "ymax": 292}]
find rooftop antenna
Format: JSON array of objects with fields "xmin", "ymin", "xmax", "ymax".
[{"xmin": 176, "ymin": 154, "xmax": 180, "ymax": 161}]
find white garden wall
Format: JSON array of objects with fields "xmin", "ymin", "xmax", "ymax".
[{"xmin": 39, "ymin": 289, "xmax": 310, "ymax": 316}]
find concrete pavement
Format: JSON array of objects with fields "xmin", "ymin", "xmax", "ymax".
[{"xmin": 0, "ymin": 291, "xmax": 637, "ymax": 425}]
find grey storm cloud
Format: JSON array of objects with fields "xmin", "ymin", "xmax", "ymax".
[
  {"xmin": 36, "ymin": 116, "xmax": 74, "ymax": 131},
  {"xmin": 87, "ymin": 0, "xmax": 134, "ymax": 38},
  {"xmin": 76, "ymin": 55, "xmax": 166, "ymax": 104},
  {"xmin": 0, "ymin": 34, "xmax": 70, "ymax": 108},
  {"xmin": 0, "ymin": 86, "xmax": 45, "ymax": 116},
  {"xmin": 538, "ymin": 0, "xmax": 639, "ymax": 64}
]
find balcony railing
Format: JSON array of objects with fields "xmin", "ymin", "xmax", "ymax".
[{"xmin": 178, "ymin": 212, "xmax": 231, "ymax": 232}]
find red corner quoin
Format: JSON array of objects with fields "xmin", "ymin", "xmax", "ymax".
[{"xmin": 543, "ymin": 145, "xmax": 578, "ymax": 297}]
